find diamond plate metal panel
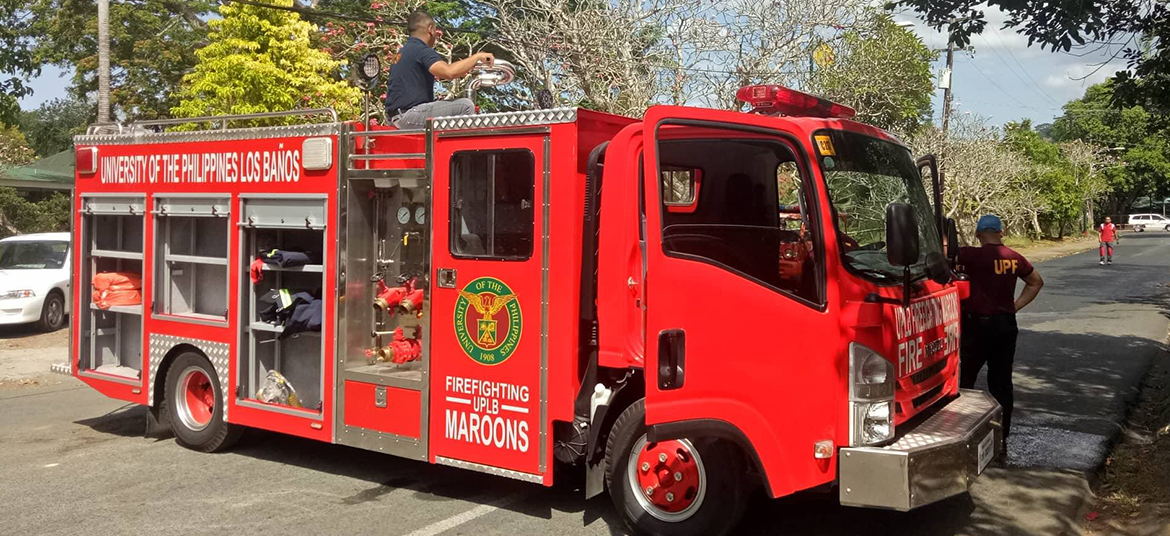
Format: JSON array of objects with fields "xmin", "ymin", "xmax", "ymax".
[
  {"xmin": 431, "ymin": 108, "xmax": 577, "ymax": 131},
  {"xmin": 74, "ymin": 123, "xmax": 339, "ymax": 146},
  {"xmin": 148, "ymin": 334, "xmax": 232, "ymax": 421},
  {"xmin": 883, "ymin": 390, "xmax": 998, "ymax": 452}
]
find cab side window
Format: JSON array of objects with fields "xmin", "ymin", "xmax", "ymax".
[
  {"xmin": 658, "ymin": 131, "xmax": 823, "ymax": 305},
  {"xmin": 449, "ymin": 149, "xmax": 535, "ymax": 260}
]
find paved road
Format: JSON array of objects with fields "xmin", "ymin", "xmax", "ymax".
[{"xmin": 2, "ymin": 233, "xmax": 1167, "ymax": 536}]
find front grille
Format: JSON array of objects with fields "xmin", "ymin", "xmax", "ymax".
[
  {"xmin": 910, "ymin": 359, "xmax": 947, "ymax": 385},
  {"xmin": 912, "ymin": 385, "xmax": 944, "ymax": 408}
]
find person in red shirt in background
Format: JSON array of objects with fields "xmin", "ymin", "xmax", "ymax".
[
  {"xmin": 958, "ymin": 215, "xmax": 1045, "ymax": 451},
  {"xmin": 1098, "ymin": 216, "xmax": 1118, "ymax": 265}
]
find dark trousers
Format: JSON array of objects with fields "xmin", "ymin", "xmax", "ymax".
[{"xmin": 960, "ymin": 313, "xmax": 1019, "ymax": 438}]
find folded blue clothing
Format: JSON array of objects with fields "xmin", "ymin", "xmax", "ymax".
[{"xmin": 259, "ymin": 249, "xmax": 322, "ymax": 268}]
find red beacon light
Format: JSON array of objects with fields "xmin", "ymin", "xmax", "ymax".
[{"xmin": 736, "ymin": 84, "xmax": 856, "ymax": 119}]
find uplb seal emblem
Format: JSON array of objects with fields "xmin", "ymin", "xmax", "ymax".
[{"xmin": 454, "ymin": 277, "xmax": 522, "ymax": 365}]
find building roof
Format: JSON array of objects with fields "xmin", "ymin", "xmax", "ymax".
[{"xmin": 0, "ymin": 150, "xmax": 74, "ymax": 191}]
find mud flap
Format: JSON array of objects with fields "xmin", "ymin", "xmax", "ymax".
[{"xmin": 144, "ymin": 405, "xmax": 174, "ymax": 439}]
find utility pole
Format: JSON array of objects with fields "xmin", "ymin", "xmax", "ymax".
[
  {"xmin": 939, "ymin": 40, "xmax": 954, "ymax": 140},
  {"xmin": 97, "ymin": 0, "xmax": 111, "ymax": 123}
]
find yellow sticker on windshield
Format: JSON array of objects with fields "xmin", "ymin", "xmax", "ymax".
[{"xmin": 814, "ymin": 135, "xmax": 836, "ymax": 156}]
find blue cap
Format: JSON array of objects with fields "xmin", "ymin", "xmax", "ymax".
[{"xmin": 976, "ymin": 214, "xmax": 1003, "ymax": 233}]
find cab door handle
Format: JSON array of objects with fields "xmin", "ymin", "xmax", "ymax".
[{"xmin": 658, "ymin": 329, "xmax": 685, "ymax": 390}]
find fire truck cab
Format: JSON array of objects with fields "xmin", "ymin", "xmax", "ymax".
[{"xmin": 70, "ymin": 81, "xmax": 1001, "ymax": 535}]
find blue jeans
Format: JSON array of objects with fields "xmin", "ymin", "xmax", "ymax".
[{"xmin": 390, "ymin": 98, "xmax": 476, "ymax": 129}]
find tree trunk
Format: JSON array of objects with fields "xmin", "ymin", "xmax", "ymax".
[{"xmin": 97, "ymin": 0, "xmax": 111, "ymax": 123}]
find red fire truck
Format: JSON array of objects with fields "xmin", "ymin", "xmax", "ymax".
[{"xmin": 70, "ymin": 74, "xmax": 1001, "ymax": 535}]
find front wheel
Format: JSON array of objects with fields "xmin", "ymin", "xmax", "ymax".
[
  {"xmin": 163, "ymin": 352, "xmax": 242, "ymax": 452},
  {"xmin": 36, "ymin": 292, "xmax": 66, "ymax": 332},
  {"xmin": 605, "ymin": 400, "xmax": 748, "ymax": 536},
  {"xmin": 1136, "ymin": 225, "xmax": 1145, "ymax": 232}
]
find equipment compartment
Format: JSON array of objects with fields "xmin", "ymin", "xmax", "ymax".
[
  {"xmin": 153, "ymin": 197, "xmax": 230, "ymax": 321},
  {"xmin": 79, "ymin": 196, "xmax": 146, "ymax": 380},
  {"xmin": 237, "ymin": 196, "xmax": 327, "ymax": 414}
]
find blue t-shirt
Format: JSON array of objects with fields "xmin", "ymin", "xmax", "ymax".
[{"xmin": 385, "ymin": 37, "xmax": 444, "ymax": 114}]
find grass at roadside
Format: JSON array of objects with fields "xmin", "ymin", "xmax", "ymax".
[
  {"xmin": 1002, "ymin": 234, "xmax": 1099, "ymax": 263},
  {"xmin": 1084, "ymin": 347, "xmax": 1170, "ymax": 534}
]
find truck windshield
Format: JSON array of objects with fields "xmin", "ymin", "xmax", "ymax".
[
  {"xmin": 0, "ymin": 241, "xmax": 69, "ymax": 270},
  {"xmin": 816, "ymin": 129, "xmax": 940, "ymax": 282}
]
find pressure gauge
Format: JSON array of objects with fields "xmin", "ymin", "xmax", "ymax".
[
  {"xmin": 414, "ymin": 206, "xmax": 426, "ymax": 225},
  {"xmin": 397, "ymin": 206, "xmax": 410, "ymax": 224}
]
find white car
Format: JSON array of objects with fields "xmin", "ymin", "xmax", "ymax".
[
  {"xmin": 1128, "ymin": 213, "xmax": 1170, "ymax": 232},
  {"xmin": 0, "ymin": 232, "xmax": 71, "ymax": 331}
]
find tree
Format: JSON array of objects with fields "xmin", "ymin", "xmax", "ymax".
[
  {"xmin": 909, "ymin": 113, "xmax": 1042, "ymax": 240},
  {"xmin": 485, "ymin": 0, "xmax": 672, "ymax": 115},
  {"xmin": 18, "ymin": 96, "xmax": 93, "ymax": 157},
  {"xmin": 0, "ymin": 123, "xmax": 35, "ymax": 166},
  {"xmin": 27, "ymin": 0, "xmax": 214, "ymax": 120},
  {"xmin": 888, "ymin": 0, "xmax": 1170, "ymax": 111},
  {"xmin": 0, "ymin": 1, "xmax": 39, "ymax": 126},
  {"xmin": 808, "ymin": 13, "xmax": 936, "ymax": 135},
  {"xmin": 171, "ymin": 0, "xmax": 362, "ymax": 124},
  {"xmin": 1051, "ymin": 81, "xmax": 1170, "ymax": 216}
]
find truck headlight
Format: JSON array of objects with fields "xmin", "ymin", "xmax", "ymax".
[
  {"xmin": 0, "ymin": 290, "xmax": 34, "ymax": 300},
  {"xmin": 849, "ymin": 343, "xmax": 895, "ymax": 445}
]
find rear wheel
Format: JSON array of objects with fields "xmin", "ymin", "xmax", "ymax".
[
  {"xmin": 605, "ymin": 399, "xmax": 747, "ymax": 536},
  {"xmin": 36, "ymin": 291, "xmax": 65, "ymax": 332},
  {"xmin": 1136, "ymin": 225, "xmax": 1145, "ymax": 232},
  {"xmin": 164, "ymin": 352, "xmax": 242, "ymax": 452}
]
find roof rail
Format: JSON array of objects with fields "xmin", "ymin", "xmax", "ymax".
[{"xmin": 84, "ymin": 108, "xmax": 340, "ymax": 135}]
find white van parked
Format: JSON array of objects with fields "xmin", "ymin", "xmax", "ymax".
[
  {"xmin": 1128, "ymin": 213, "xmax": 1170, "ymax": 232},
  {"xmin": 0, "ymin": 232, "xmax": 71, "ymax": 331}
]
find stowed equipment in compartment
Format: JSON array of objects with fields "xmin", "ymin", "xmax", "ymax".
[{"xmin": 237, "ymin": 196, "xmax": 327, "ymax": 415}]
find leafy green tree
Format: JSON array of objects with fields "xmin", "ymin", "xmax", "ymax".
[
  {"xmin": 809, "ymin": 13, "xmax": 936, "ymax": 135},
  {"xmin": 0, "ymin": 123, "xmax": 35, "ymax": 166},
  {"xmin": 0, "ymin": 1, "xmax": 39, "ymax": 126},
  {"xmin": 18, "ymin": 96, "xmax": 92, "ymax": 157},
  {"xmin": 171, "ymin": 0, "xmax": 363, "ymax": 124},
  {"xmin": 1051, "ymin": 81, "xmax": 1170, "ymax": 216},
  {"xmin": 27, "ymin": 0, "xmax": 213, "ymax": 120},
  {"xmin": 888, "ymin": 0, "xmax": 1170, "ymax": 111}
]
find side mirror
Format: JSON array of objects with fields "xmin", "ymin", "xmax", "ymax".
[
  {"xmin": 886, "ymin": 203, "xmax": 920, "ymax": 267},
  {"xmin": 945, "ymin": 218, "xmax": 960, "ymax": 259}
]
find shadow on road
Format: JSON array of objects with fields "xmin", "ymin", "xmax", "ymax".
[{"xmin": 0, "ymin": 322, "xmax": 67, "ymax": 340}]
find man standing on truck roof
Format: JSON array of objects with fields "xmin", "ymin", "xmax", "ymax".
[
  {"xmin": 1098, "ymin": 216, "xmax": 1118, "ymax": 265},
  {"xmin": 958, "ymin": 214, "xmax": 1044, "ymax": 451},
  {"xmin": 384, "ymin": 10, "xmax": 494, "ymax": 129}
]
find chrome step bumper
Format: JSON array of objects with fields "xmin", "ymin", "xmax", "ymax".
[{"xmin": 838, "ymin": 389, "xmax": 1002, "ymax": 511}]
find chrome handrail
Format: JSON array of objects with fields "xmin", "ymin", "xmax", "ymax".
[{"xmin": 128, "ymin": 108, "xmax": 340, "ymax": 131}]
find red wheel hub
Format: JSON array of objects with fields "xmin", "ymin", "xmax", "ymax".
[
  {"xmin": 633, "ymin": 439, "xmax": 702, "ymax": 513},
  {"xmin": 182, "ymin": 370, "xmax": 214, "ymax": 427}
]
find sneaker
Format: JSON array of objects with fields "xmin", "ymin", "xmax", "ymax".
[
  {"xmin": 1100, "ymin": 260, "xmax": 1105, "ymax": 265},
  {"xmin": 1108, "ymin": 260, "xmax": 1113, "ymax": 264}
]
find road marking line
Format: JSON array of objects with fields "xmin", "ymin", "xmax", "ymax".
[
  {"xmin": 445, "ymin": 396, "xmax": 471, "ymax": 405},
  {"xmin": 43, "ymin": 463, "xmax": 59, "ymax": 468},
  {"xmin": 403, "ymin": 503, "xmax": 499, "ymax": 536}
]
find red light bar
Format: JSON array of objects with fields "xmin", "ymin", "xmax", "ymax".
[
  {"xmin": 735, "ymin": 85, "xmax": 856, "ymax": 119},
  {"xmin": 76, "ymin": 146, "xmax": 98, "ymax": 175}
]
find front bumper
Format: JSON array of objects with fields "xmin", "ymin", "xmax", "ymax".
[
  {"xmin": 0, "ymin": 296, "xmax": 42, "ymax": 325},
  {"xmin": 838, "ymin": 389, "xmax": 1002, "ymax": 511}
]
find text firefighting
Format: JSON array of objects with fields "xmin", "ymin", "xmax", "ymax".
[
  {"xmin": 444, "ymin": 376, "xmax": 531, "ymax": 452},
  {"xmin": 894, "ymin": 293, "xmax": 960, "ymax": 377},
  {"xmin": 97, "ymin": 148, "xmax": 302, "ymax": 185}
]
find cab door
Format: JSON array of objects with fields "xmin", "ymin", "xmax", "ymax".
[
  {"xmin": 429, "ymin": 132, "xmax": 547, "ymax": 479},
  {"xmin": 639, "ymin": 106, "xmax": 840, "ymax": 497}
]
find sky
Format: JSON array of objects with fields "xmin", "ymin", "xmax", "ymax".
[
  {"xmin": 894, "ymin": 6, "xmax": 1130, "ymax": 127},
  {"xmin": 17, "ymin": 6, "xmax": 1130, "ymax": 128}
]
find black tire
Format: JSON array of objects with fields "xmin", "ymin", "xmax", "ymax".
[
  {"xmin": 1136, "ymin": 225, "xmax": 1145, "ymax": 232},
  {"xmin": 163, "ymin": 352, "xmax": 242, "ymax": 452},
  {"xmin": 36, "ymin": 291, "xmax": 66, "ymax": 332},
  {"xmin": 605, "ymin": 399, "xmax": 748, "ymax": 536}
]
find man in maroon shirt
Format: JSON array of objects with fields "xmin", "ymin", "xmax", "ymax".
[{"xmin": 958, "ymin": 215, "xmax": 1044, "ymax": 447}]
